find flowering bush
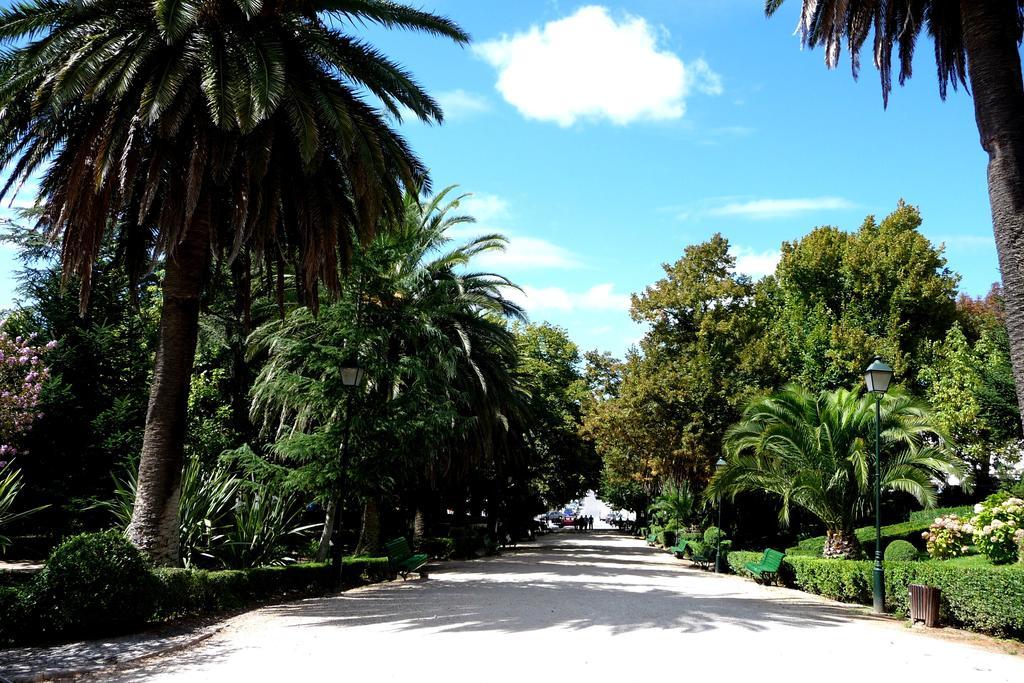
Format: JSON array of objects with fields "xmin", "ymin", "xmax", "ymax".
[
  {"xmin": 1015, "ymin": 528, "xmax": 1024, "ymax": 565},
  {"xmin": 0, "ymin": 324, "xmax": 53, "ymax": 458},
  {"xmin": 923, "ymin": 514, "xmax": 971, "ymax": 559},
  {"xmin": 969, "ymin": 494, "xmax": 1024, "ymax": 564}
]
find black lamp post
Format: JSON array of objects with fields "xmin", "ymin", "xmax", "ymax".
[
  {"xmin": 714, "ymin": 457, "xmax": 726, "ymax": 573},
  {"xmin": 864, "ymin": 355, "xmax": 893, "ymax": 614},
  {"xmin": 329, "ymin": 361, "xmax": 366, "ymax": 585}
]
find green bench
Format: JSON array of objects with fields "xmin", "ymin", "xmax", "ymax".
[
  {"xmin": 669, "ymin": 538, "xmax": 694, "ymax": 558},
  {"xmin": 745, "ymin": 548, "xmax": 786, "ymax": 583},
  {"xmin": 646, "ymin": 531, "xmax": 659, "ymax": 546},
  {"xmin": 384, "ymin": 537, "xmax": 429, "ymax": 580}
]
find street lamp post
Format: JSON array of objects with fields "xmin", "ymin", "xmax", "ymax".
[
  {"xmin": 714, "ymin": 457, "xmax": 726, "ymax": 573},
  {"xmin": 864, "ymin": 356, "xmax": 893, "ymax": 614},
  {"xmin": 329, "ymin": 362, "xmax": 366, "ymax": 586}
]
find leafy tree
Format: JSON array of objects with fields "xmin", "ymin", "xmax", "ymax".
[
  {"xmin": 766, "ymin": 0, "xmax": 1024, "ymax": 427},
  {"xmin": 4, "ymin": 230, "xmax": 157, "ymax": 528},
  {"xmin": 0, "ymin": 0, "xmax": 468, "ymax": 564},
  {"xmin": 514, "ymin": 323, "xmax": 601, "ymax": 508},
  {"xmin": 627, "ymin": 234, "xmax": 770, "ymax": 481},
  {"xmin": 250, "ymin": 188, "xmax": 525, "ymax": 556},
  {"xmin": 709, "ymin": 385, "xmax": 965, "ymax": 558},
  {"xmin": 771, "ymin": 202, "xmax": 958, "ymax": 390}
]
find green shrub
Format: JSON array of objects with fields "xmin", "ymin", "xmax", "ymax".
[
  {"xmin": 0, "ymin": 586, "xmax": 25, "ymax": 644},
  {"xmin": 908, "ymin": 505, "xmax": 973, "ymax": 525},
  {"xmin": 969, "ymin": 493, "xmax": 1024, "ymax": 564},
  {"xmin": 27, "ymin": 531, "xmax": 158, "ymax": 636},
  {"xmin": 417, "ymin": 537, "xmax": 455, "ymax": 560},
  {"xmin": 727, "ymin": 550, "xmax": 1024, "ymax": 638},
  {"xmin": 791, "ymin": 517, "xmax": 940, "ymax": 558},
  {"xmin": 703, "ymin": 526, "xmax": 726, "ymax": 546},
  {"xmin": 677, "ymin": 531, "xmax": 701, "ymax": 542},
  {"xmin": 342, "ymin": 556, "xmax": 394, "ymax": 583},
  {"xmin": 153, "ymin": 562, "xmax": 336, "ymax": 619},
  {"xmin": 884, "ymin": 540, "xmax": 919, "ymax": 562},
  {"xmin": 658, "ymin": 530, "xmax": 677, "ymax": 548},
  {"xmin": 450, "ymin": 526, "xmax": 492, "ymax": 558},
  {"xmin": 794, "ymin": 536, "xmax": 826, "ymax": 556}
]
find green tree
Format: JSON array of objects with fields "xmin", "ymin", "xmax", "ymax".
[
  {"xmin": 709, "ymin": 385, "xmax": 965, "ymax": 558},
  {"xmin": 767, "ymin": 1, "xmax": 1024, "ymax": 427},
  {"xmin": 250, "ymin": 188, "xmax": 524, "ymax": 556},
  {"xmin": 772, "ymin": 202, "xmax": 958, "ymax": 390},
  {"xmin": 514, "ymin": 323, "xmax": 601, "ymax": 508},
  {"xmin": 627, "ymin": 234, "xmax": 769, "ymax": 481},
  {"xmin": 0, "ymin": 0, "xmax": 468, "ymax": 564}
]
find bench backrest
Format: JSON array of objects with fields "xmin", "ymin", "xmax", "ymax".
[
  {"xmin": 761, "ymin": 548, "xmax": 785, "ymax": 570},
  {"xmin": 384, "ymin": 537, "xmax": 413, "ymax": 562}
]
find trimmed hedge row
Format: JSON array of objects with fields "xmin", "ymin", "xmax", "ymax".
[
  {"xmin": 792, "ymin": 519, "xmax": 935, "ymax": 557},
  {"xmin": 908, "ymin": 505, "xmax": 973, "ymax": 525},
  {"xmin": 1, "ymin": 556, "xmax": 395, "ymax": 646},
  {"xmin": 727, "ymin": 550, "xmax": 1024, "ymax": 638}
]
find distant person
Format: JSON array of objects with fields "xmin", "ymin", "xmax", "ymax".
[{"xmin": 589, "ymin": 515, "xmax": 594, "ymax": 531}]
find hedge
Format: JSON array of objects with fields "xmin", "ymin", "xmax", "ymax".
[
  {"xmin": 1, "ymin": 556, "xmax": 395, "ymax": 646},
  {"xmin": 727, "ymin": 550, "xmax": 1024, "ymax": 638},
  {"xmin": 417, "ymin": 537, "xmax": 456, "ymax": 560},
  {"xmin": 908, "ymin": 505, "xmax": 973, "ymax": 525},
  {"xmin": 792, "ymin": 518, "xmax": 937, "ymax": 557}
]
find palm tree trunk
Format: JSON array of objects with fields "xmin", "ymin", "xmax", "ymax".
[
  {"xmin": 413, "ymin": 505, "xmax": 426, "ymax": 544},
  {"xmin": 354, "ymin": 498, "xmax": 381, "ymax": 556},
  {"xmin": 823, "ymin": 528, "xmax": 860, "ymax": 559},
  {"xmin": 317, "ymin": 498, "xmax": 339, "ymax": 562},
  {"xmin": 960, "ymin": 1, "xmax": 1024, "ymax": 424},
  {"xmin": 126, "ymin": 217, "xmax": 210, "ymax": 565}
]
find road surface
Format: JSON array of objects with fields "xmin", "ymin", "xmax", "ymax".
[{"xmin": 92, "ymin": 532, "xmax": 1023, "ymax": 682}]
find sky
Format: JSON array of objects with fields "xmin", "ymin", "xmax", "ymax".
[{"xmin": 0, "ymin": 1, "xmax": 1003, "ymax": 358}]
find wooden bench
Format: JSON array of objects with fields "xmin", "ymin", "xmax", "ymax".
[
  {"xmin": 384, "ymin": 537, "xmax": 429, "ymax": 580},
  {"xmin": 744, "ymin": 548, "xmax": 785, "ymax": 583}
]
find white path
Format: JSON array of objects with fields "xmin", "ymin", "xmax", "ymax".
[{"xmin": 93, "ymin": 532, "xmax": 1022, "ymax": 683}]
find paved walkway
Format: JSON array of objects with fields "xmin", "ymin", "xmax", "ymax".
[{"xmin": 14, "ymin": 532, "xmax": 1024, "ymax": 682}]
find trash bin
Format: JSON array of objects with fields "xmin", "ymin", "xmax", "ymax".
[{"xmin": 908, "ymin": 584, "xmax": 941, "ymax": 627}]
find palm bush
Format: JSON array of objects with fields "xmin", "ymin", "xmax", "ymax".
[
  {"xmin": 709, "ymin": 385, "xmax": 965, "ymax": 558},
  {"xmin": 648, "ymin": 481, "xmax": 695, "ymax": 529},
  {"xmin": 0, "ymin": 461, "xmax": 45, "ymax": 552},
  {"xmin": 216, "ymin": 488, "xmax": 319, "ymax": 569},
  {"xmin": 95, "ymin": 458, "xmax": 240, "ymax": 568}
]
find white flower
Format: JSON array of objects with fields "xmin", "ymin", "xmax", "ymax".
[{"xmin": 975, "ymin": 504, "xmax": 985, "ymax": 513}]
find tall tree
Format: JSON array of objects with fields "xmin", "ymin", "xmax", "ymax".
[
  {"xmin": 771, "ymin": 202, "xmax": 958, "ymax": 390},
  {"xmin": 766, "ymin": 0, "xmax": 1024, "ymax": 424},
  {"xmin": 0, "ymin": 0, "xmax": 468, "ymax": 564}
]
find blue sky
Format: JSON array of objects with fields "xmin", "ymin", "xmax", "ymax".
[{"xmin": 0, "ymin": 1, "xmax": 1001, "ymax": 357}]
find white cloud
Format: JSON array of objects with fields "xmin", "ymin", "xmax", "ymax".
[
  {"xmin": 707, "ymin": 197, "xmax": 856, "ymax": 220},
  {"xmin": 458, "ymin": 193, "xmax": 510, "ymax": 224},
  {"xmin": 507, "ymin": 283, "xmax": 631, "ymax": 313},
  {"xmin": 475, "ymin": 235, "xmax": 581, "ymax": 270},
  {"xmin": 475, "ymin": 6, "xmax": 720, "ymax": 126},
  {"xmin": 449, "ymin": 192, "xmax": 581, "ymax": 270},
  {"xmin": 436, "ymin": 89, "xmax": 491, "ymax": 121},
  {"xmin": 731, "ymin": 246, "xmax": 781, "ymax": 278}
]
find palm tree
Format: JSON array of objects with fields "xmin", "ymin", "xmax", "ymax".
[
  {"xmin": 765, "ymin": 1, "xmax": 1024, "ymax": 426},
  {"xmin": 249, "ymin": 187, "xmax": 526, "ymax": 557},
  {"xmin": 647, "ymin": 481, "xmax": 695, "ymax": 528},
  {"xmin": 708, "ymin": 385, "xmax": 964, "ymax": 558},
  {"xmin": 0, "ymin": 0, "xmax": 468, "ymax": 564}
]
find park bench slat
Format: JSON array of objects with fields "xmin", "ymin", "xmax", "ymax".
[{"xmin": 384, "ymin": 537, "xmax": 429, "ymax": 580}]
